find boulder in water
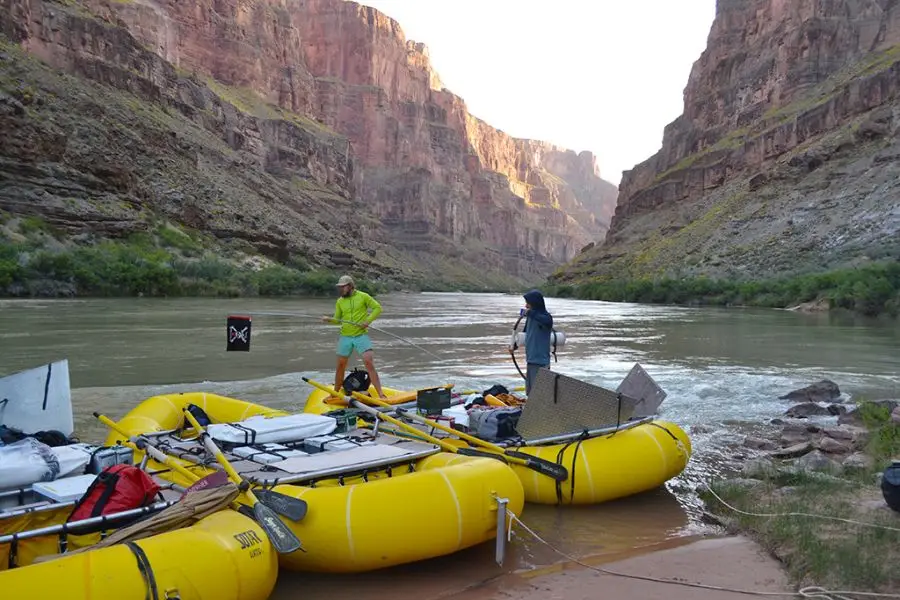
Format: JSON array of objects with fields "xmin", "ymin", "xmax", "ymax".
[{"xmin": 779, "ymin": 380, "xmax": 841, "ymax": 403}]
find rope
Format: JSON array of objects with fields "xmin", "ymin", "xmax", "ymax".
[
  {"xmin": 126, "ymin": 541, "xmax": 159, "ymax": 600},
  {"xmin": 704, "ymin": 486, "xmax": 900, "ymax": 533},
  {"xmin": 505, "ymin": 512, "xmax": 900, "ymax": 599}
]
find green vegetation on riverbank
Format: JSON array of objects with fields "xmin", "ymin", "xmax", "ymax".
[
  {"xmin": 703, "ymin": 403, "xmax": 900, "ymax": 593},
  {"xmin": 0, "ymin": 215, "xmax": 387, "ymax": 297},
  {"xmin": 546, "ymin": 261, "xmax": 900, "ymax": 317}
]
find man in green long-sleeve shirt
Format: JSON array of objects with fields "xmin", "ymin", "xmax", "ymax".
[{"xmin": 320, "ymin": 274, "xmax": 387, "ymax": 398}]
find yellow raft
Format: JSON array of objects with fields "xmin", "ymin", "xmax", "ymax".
[
  {"xmin": 0, "ymin": 507, "xmax": 278, "ymax": 600},
  {"xmin": 105, "ymin": 392, "xmax": 525, "ymax": 573},
  {"xmin": 304, "ymin": 385, "xmax": 692, "ymax": 506}
]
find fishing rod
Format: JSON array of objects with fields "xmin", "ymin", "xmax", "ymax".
[{"xmin": 235, "ymin": 310, "xmax": 444, "ymax": 360}]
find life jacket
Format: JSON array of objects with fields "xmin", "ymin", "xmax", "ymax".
[{"xmin": 68, "ymin": 464, "xmax": 160, "ymax": 522}]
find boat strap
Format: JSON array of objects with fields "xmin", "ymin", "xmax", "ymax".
[
  {"xmin": 648, "ymin": 421, "xmax": 680, "ymax": 442},
  {"xmin": 554, "ymin": 435, "xmax": 587, "ymax": 505},
  {"xmin": 223, "ymin": 422, "xmax": 257, "ymax": 445},
  {"xmin": 127, "ymin": 541, "xmax": 159, "ymax": 600},
  {"xmin": 7, "ymin": 536, "xmax": 17, "ymax": 568}
]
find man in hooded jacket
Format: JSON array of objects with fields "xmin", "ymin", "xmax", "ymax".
[{"xmin": 521, "ymin": 289, "xmax": 553, "ymax": 395}]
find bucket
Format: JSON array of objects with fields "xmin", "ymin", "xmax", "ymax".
[{"xmin": 881, "ymin": 461, "xmax": 900, "ymax": 512}]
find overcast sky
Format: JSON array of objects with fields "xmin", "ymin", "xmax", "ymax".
[{"xmin": 360, "ymin": 0, "xmax": 718, "ymax": 186}]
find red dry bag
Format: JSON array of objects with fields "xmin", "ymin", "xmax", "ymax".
[{"xmin": 68, "ymin": 464, "xmax": 161, "ymax": 522}]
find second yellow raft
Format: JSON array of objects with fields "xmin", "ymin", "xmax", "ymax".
[{"xmin": 305, "ymin": 384, "xmax": 691, "ymax": 505}]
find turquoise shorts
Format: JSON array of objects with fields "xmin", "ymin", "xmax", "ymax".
[{"xmin": 336, "ymin": 334, "xmax": 373, "ymax": 357}]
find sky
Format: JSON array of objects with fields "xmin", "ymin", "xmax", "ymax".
[{"xmin": 359, "ymin": 0, "xmax": 718, "ymax": 186}]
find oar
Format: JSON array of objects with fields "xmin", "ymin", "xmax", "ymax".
[
  {"xmin": 304, "ymin": 377, "xmax": 568, "ymax": 482},
  {"xmin": 182, "ymin": 409, "xmax": 303, "ymax": 554},
  {"xmin": 320, "ymin": 382, "xmax": 567, "ymax": 482},
  {"xmin": 95, "ymin": 412, "xmax": 307, "ymax": 523}
]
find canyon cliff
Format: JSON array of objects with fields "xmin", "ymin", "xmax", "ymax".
[
  {"xmin": 553, "ymin": 0, "xmax": 900, "ymax": 286},
  {"xmin": 0, "ymin": 0, "xmax": 617, "ymax": 290}
]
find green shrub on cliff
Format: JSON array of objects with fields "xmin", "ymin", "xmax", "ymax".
[{"xmin": 548, "ymin": 260, "xmax": 900, "ymax": 318}]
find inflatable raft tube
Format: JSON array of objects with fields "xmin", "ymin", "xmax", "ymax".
[{"xmin": 0, "ymin": 510, "xmax": 278, "ymax": 600}]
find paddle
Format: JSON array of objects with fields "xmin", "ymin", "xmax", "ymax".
[
  {"xmin": 95, "ymin": 413, "xmax": 307, "ymax": 523},
  {"xmin": 303, "ymin": 377, "xmax": 568, "ymax": 482},
  {"xmin": 355, "ymin": 390, "xmax": 564, "ymax": 481},
  {"xmin": 365, "ymin": 395, "xmax": 563, "ymax": 477},
  {"xmin": 182, "ymin": 409, "xmax": 303, "ymax": 554}
]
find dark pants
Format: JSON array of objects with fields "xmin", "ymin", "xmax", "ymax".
[{"xmin": 526, "ymin": 363, "xmax": 549, "ymax": 396}]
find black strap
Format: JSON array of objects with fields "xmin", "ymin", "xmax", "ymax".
[
  {"xmin": 8, "ymin": 536, "xmax": 17, "ymax": 569},
  {"xmin": 90, "ymin": 472, "xmax": 121, "ymax": 518},
  {"xmin": 648, "ymin": 422, "xmax": 680, "ymax": 442},
  {"xmin": 552, "ymin": 372, "xmax": 560, "ymax": 404},
  {"xmin": 554, "ymin": 435, "xmax": 587, "ymax": 505},
  {"xmin": 41, "ymin": 362, "xmax": 52, "ymax": 410},
  {"xmin": 551, "ymin": 330, "xmax": 558, "ymax": 363},
  {"xmin": 126, "ymin": 541, "xmax": 159, "ymax": 600},
  {"xmin": 226, "ymin": 422, "xmax": 256, "ymax": 445}
]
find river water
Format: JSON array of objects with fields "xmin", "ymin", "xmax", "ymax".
[{"xmin": 1, "ymin": 293, "xmax": 898, "ymax": 598}]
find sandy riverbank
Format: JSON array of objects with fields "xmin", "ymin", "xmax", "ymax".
[{"xmin": 446, "ymin": 535, "xmax": 790, "ymax": 600}]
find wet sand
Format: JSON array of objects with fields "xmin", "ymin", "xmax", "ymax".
[
  {"xmin": 447, "ymin": 535, "xmax": 791, "ymax": 600},
  {"xmin": 272, "ymin": 534, "xmax": 790, "ymax": 600}
]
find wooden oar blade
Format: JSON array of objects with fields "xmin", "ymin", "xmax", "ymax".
[
  {"xmin": 255, "ymin": 489, "xmax": 308, "ymax": 522},
  {"xmin": 183, "ymin": 471, "xmax": 230, "ymax": 496},
  {"xmin": 505, "ymin": 451, "xmax": 569, "ymax": 482},
  {"xmin": 253, "ymin": 501, "xmax": 303, "ymax": 554}
]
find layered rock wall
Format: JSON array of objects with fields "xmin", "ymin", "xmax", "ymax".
[
  {"xmin": 613, "ymin": 0, "xmax": 900, "ymax": 236},
  {"xmin": 82, "ymin": 0, "xmax": 616, "ymax": 274},
  {"xmin": 554, "ymin": 0, "xmax": 900, "ymax": 284}
]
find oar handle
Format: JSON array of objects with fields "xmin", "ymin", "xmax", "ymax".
[
  {"xmin": 323, "ymin": 383, "xmax": 510, "ymax": 455},
  {"xmin": 94, "ymin": 412, "xmax": 201, "ymax": 484},
  {"xmin": 303, "ymin": 377, "xmax": 456, "ymax": 453},
  {"xmin": 180, "ymin": 410, "xmax": 304, "ymax": 552},
  {"xmin": 348, "ymin": 391, "xmax": 510, "ymax": 454},
  {"xmin": 182, "ymin": 409, "xmax": 255, "ymax": 499}
]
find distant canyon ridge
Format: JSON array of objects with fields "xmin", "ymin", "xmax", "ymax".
[{"xmin": 0, "ymin": 0, "xmax": 618, "ymax": 289}]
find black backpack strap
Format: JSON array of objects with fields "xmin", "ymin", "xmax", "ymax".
[
  {"xmin": 551, "ymin": 330, "xmax": 558, "ymax": 363},
  {"xmin": 90, "ymin": 471, "xmax": 121, "ymax": 517},
  {"xmin": 69, "ymin": 470, "xmax": 121, "ymax": 521}
]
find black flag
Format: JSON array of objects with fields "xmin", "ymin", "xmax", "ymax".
[{"xmin": 227, "ymin": 315, "xmax": 252, "ymax": 351}]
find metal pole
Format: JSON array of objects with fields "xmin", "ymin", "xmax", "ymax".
[
  {"xmin": 0, "ymin": 500, "xmax": 175, "ymax": 544},
  {"xmin": 519, "ymin": 416, "xmax": 655, "ymax": 446},
  {"xmin": 494, "ymin": 496, "xmax": 509, "ymax": 567},
  {"xmin": 0, "ymin": 481, "xmax": 183, "ymax": 519}
]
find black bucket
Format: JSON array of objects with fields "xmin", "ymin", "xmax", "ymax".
[{"xmin": 881, "ymin": 462, "xmax": 900, "ymax": 512}]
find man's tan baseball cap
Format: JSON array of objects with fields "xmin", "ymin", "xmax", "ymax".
[{"xmin": 336, "ymin": 275, "xmax": 354, "ymax": 287}]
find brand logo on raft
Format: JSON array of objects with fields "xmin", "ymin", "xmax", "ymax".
[{"xmin": 234, "ymin": 529, "xmax": 264, "ymax": 549}]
